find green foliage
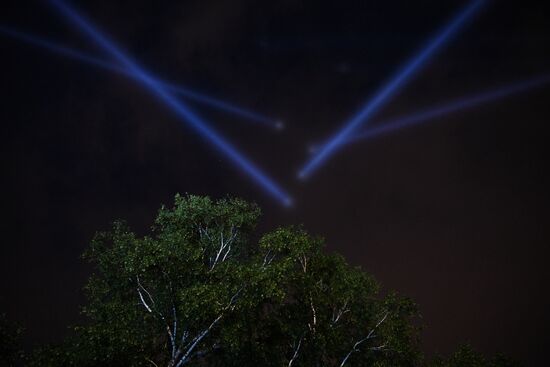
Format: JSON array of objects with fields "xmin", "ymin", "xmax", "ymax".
[
  {"xmin": 428, "ymin": 345, "xmax": 521, "ymax": 367},
  {"xmin": 0, "ymin": 313, "xmax": 25, "ymax": 366},
  {"xmin": 30, "ymin": 194, "xmax": 422, "ymax": 366}
]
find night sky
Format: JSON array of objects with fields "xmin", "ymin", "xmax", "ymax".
[{"xmin": 1, "ymin": 0, "xmax": 550, "ymax": 365}]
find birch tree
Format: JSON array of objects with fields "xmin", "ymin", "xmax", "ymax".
[{"xmin": 29, "ymin": 194, "xmax": 421, "ymax": 367}]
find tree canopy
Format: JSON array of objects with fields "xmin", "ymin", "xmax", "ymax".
[
  {"xmin": 0, "ymin": 313, "xmax": 24, "ymax": 366},
  {"xmin": 26, "ymin": 194, "xmax": 517, "ymax": 367},
  {"xmin": 428, "ymin": 345, "xmax": 521, "ymax": 367}
]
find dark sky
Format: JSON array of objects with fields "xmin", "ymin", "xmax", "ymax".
[{"xmin": 1, "ymin": 0, "xmax": 549, "ymax": 364}]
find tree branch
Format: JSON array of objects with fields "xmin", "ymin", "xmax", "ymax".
[
  {"xmin": 145, "ymin": 357, "xmax": 159, "ymax": 367},
  {"xmin": 308, "ymin": 297, "xmax": 317, "ymax": 333},
  {"xmin": 331, "ymin": 300, "xmax": 350, "ymax": 326},
  {"xmin": 209, "ymin": 226, "xmax": 237, "ymax": 271},
  {"xmin": 136, "ymin": 276, "xmax": 176, "ymax": 356},
  {"xmin": 288, "ymin": 336, "xmax": 303, "ymax": 367},
  {"xmin": 173, "ymin": 288, "xmax": 242, "ymax": 367},
  {"xmin": 339, "ymin": 312, "xmax": 390, "ymax": 367},
  {"xmin": 262, "ymin": 250, "xmax": 276, "ymax": 268}
]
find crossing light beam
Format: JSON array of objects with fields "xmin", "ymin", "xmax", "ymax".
[
  {"xmin": 298, "ymin": 0, "xmax": 486, "ymax": 179},
  {"xmin": 47, "ymin": 0, "xmax": 292, "ymax": 206},
  {"xmin": 0, "ymin": 26, "xmax": 281, "ymax": 129},
  {"xmin": 345, "ymin": 75, "xmax": 550, "ymax": 144}
]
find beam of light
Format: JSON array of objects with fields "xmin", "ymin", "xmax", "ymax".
[
  {"xmin": 344, "ymin": 74, "xmax": 550, "ymax": 144},
  {"xmin": 298, "ymin": 0, "xmax": 486, "ymax": 179},
  {"xmin": 46, "ymin": 0, "xmax": 292, "ymax": 207},
  {"xmin": 0, "ymin": 26, "xmax": 282, "ymax": 130}
]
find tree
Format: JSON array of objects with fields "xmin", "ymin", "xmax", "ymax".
[
  {"xmin": 0, "ymin": 313, "xmax": 25, "ymax": 366},
  {"xmin": 427, "ymin": 345, "xmax": 520, "ymax": 367},
  {"xmin": 30, "ymin": 194, "xmax": 421, "ymax": 366}
]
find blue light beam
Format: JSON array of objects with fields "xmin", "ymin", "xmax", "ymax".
[
  {"xmin": 0, "ymin": 26, "xmax": 281, "ymax": 129},
  {"xmin": 46, "ymin": 0, "xmax": 292, "ymax": 206},
  {"xmin": 345, "ymin": 75, "xmax": 550, "ymax": 144},
  {"xmin": 298, "ymin": 0, "xmax": 486, "ymax": 179}
]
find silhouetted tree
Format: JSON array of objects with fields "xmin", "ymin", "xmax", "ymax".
[
  {"xmin": 30, "ymin": 194, "xmax": 420, "ymax": 366},
  {"xmin": 0, "ymin": 313, "xmax": 24, "ymax": 366},
  {"xmin": 427, "ymin": 344, "xmax": 520, "ymax": 367}
]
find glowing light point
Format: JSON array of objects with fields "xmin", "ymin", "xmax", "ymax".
[
  {"xmin": 282, "ymin": 196, "xmax": 294, "ymax": 208},
  {"xmin": 308, "ymin": 144, "xmax": 319, "ymax": 154},
  {"xmin": 297, "ymin": 170, "xmax": 307, "ymax": 180},
  {"xmin": 47, "ymin": 0, "xmax": 292, "ymax": 206}
]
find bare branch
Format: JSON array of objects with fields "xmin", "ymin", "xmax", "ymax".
[
  {"xmin": 198, "ymin": 225, "xmax": 213, "ymax": 242},
  {"xmin": 308, "ymin": 298, "xmax": 317, "ymax": 333},
  {"xmin": 136, "ymin": 276, "xmax": 155, "ymax": 310},
  {"xmin": 173, "ymin": 288, "xmax": 242, "ymax": 367},
  {"xmin": 288, "ymin": 336, "xmax": 303, "ymax": 367},
  {"xmin": 136, "ymin": 279, "xmax": 153, "ymax": 313},
  {"xmin": 339, "ymin": 312, "xmax": 390, "ymax": 367},
  {"xmin": 209, "ymin": 226, "xmax": 237, "ymax": 271},
  {"xmin": 262, "ymin": 250, "xmax": 276, "ymax": 268},
  {"xmin": 366, "ymin": 312, "xmax": 389, "ymax": 340},
  {"xmin": 136, "ymin": 276, "xmax": 177, "ymax": 355},
  {"xmin": 331, "ymin": 300, "xmax": 350, "ymax": 326},
  {"xmin": 179, "ymin": 330, "xmax": 189, "ymax": 346},
  {"xmin": 172, "ymin": 305, "xmax": 178, "ymax": 358},
  {"xmin": 298, "ymin": 254, "xmax": 308, "ymax": 273},
  {"xmin": 370, "ymin": 344, "xmax": 387, "ymax": 351},
  {"xmin": 175, "ymin": 313, "xmax": 224, "ymax": 367}
]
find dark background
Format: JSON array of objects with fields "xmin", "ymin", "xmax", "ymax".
[{"xmin": 1, "ymin": 0, "xmax": 549, "ymax": 364}]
